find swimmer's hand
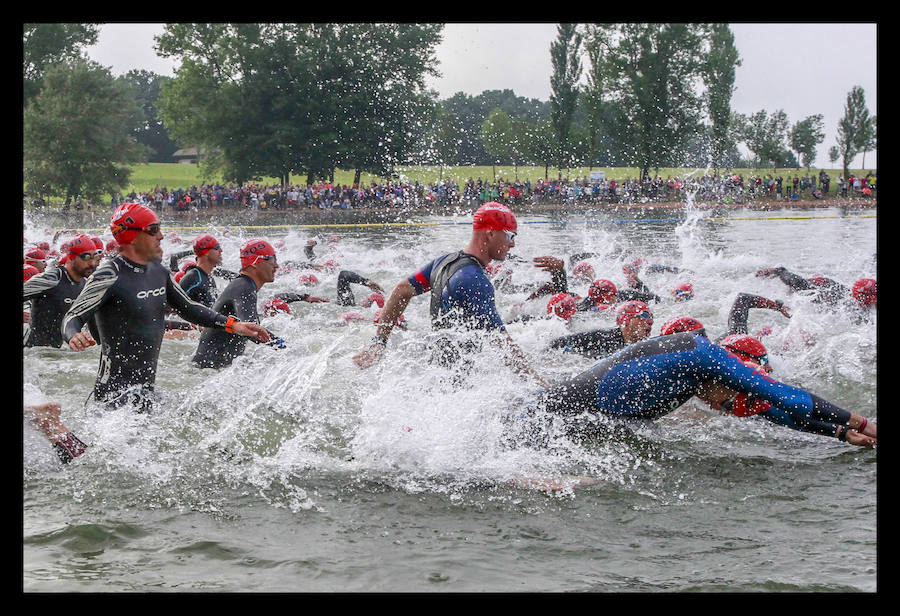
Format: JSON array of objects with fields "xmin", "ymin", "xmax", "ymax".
[
  {"xmin": 304, "ymin": 296, "xmax": 330, "ymax": 303},
  {"xmin": 846, "ymin": 429, "xmax": 876, "ymax": 449},
  {"xmin": 353, "ymin": 340, "xmax": 386, "ymax": 369},
  {"xmin": 755, "ymin": 267, "xmax": 778, "ymax": 278},
  {"xmin": 234, "ymin": 322, "xmax": 271, "ymax": 343},
  {"xmin": 533, "ymin": 256, "xmax": 564, "ymax": 272},
  {"xmin": 366, "ymin": 281, "xmax": 386, "ymax": 294},
  {"xmin": 68, "ymin": 332, "xmax": 96, "ymax": 351}
]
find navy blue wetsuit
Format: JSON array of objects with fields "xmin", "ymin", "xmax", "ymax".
[
  {"xmin": 61, "ymin": 255, "xmax": 230, "ymax": 409},
  {"xmin": 409, "ymin": 252, "xmax": 505, "ymax": 332},
  {"xmin": 409, "ymin": 251, "xmax": 505, "ymax": 368},
  {"xmin": 23, "ymin": 263, "xmax": 87, "ymax": 348},
  {"xmin": 537, "ymin": 332, "xmax": 852, "ymax": 437}
]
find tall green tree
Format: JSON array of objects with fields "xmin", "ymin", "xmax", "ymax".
[
  {"xmin": 155, "ymin": 23, "xmax": 442, "ymax": 186},
  {"xmin": 788, "ymin": 114, "xmax": 825, "ymax": 170},
  {"xmin": 549, "ymin": 23, "xmax": 583, "ymax": 177},
  {"xmin": 581, "ymin": 29, "xmax": 606, "ymax": 170},
  {"xmin": 481, "ymin": 108, "xmax": 514, "ymax": 180},
  {"xmin": 858, "ymin": 115, "xmax": 876, "ymax": 170},
  {"xmin": 428, "ymin": 103, "xmax": 463, "ymax": 181},
  {"xmin": 23, "ymin": 23, "xmax": 100, "ymax": 105},
  {"xmin": 586, "ymin": 23, "xmax": 708, "ymax": 178},
  {"xmin": 118, "ymin": 70, "xmax": 179, "ymax": 163},
  {"xmin": 24, "ymin": 59, "xmax": 146, "ymax": 205},
  {"xmin": 702, "ymin": 24, "xmax": 741, "ymax": 173},
  {"xmin": 835, "ymin": 85, "xmax": 874, "ymax": 178},
  {"xmin": 742, "ymin": 109, "xmax": 791, "ymax": 170}
]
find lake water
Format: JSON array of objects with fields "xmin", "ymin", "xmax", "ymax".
[{"xmin": 23, "ymin": 205, "xmax": 877, "ymax": 592}]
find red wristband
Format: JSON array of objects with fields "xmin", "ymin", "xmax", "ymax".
[{"xmin": 225, "ymin": 316, "xmax": 236, "ymax": 334}]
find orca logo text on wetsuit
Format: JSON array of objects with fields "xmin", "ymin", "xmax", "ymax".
[{"xmin": 137, "ymin": 287, "xmax": 166, "ymax": 299}]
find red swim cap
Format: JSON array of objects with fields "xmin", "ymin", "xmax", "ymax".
[
  {"xmin": 239, "ymin": 239, "xmax": 276, "ymax": 268},
  {"xmin": 616, "ymin": 300, "xmax": 653, "ymax": 327},
  {"xmin": 659, "ymin": 316, "xmax": 705, "ymax": 336},
  {"xmin": 851, "ymin": 278, "xmax": 876, "ymax": 308},
  {"xmin": 174, "ymin": 271, "xmax": 186, "ymax": 283},
  {"xmin": 24, "ymin": 264, "xmax": 39, "ymax": 281},
  {"xmin": 362, "ymin": 292, "xmax": 385, "ymax": 308},
  {"xmin": 807, "ymin": 275, "xmax": 830, "ymax": 287},
  {"xmin": 472, "ymin": 202, "xmax": 517, "ymax": 232},
  {"xmin": 110, "ymin": 203, "xmax": 159, "ymax": 245},
  {"xmin": 105, "ymin": 239, "xmax": 119, "ymax": 253},
  {"xmin": 721, "ymin": 334, "xmax": 769, "ymax": 368},
  {"xmin": 263, "ymin": 297, "xmax": 291, "ymax": 316},
  {"xmin": 91, "ymin": 236, "xmax": 104, "ymax": 251},
  {"xmin": 588, "ymin": 279, "xmax": 618, "ymax": 305},
  {"xmin": 572, "ymin": 261, "xmax": 595, "ymax": 281},
  {"xmin": 24, "ymin": 247, "xmax": 47, "ymax": 262},
  {"xmin": 193, "ymin": 234, "xmax": 220, "ymax": 257},
  {"xmin": 179, "ymin": 260, "xmax": 197, "ymax": 272},
  {"xmin": 672, "ymin": 282, "xmax": 694, "ymax": 301},
  {"xmin": 66, "ymin": 234, "xmax": 97, "ymax": 257},
  {"xmin": 298, "ymin": 273, "xmax": 320, "ymax": 286},
  {"xmin": 547, "ymin": 292, "xmax": 578, "ymax": 321}
]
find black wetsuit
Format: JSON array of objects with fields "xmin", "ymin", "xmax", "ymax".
[
  {"xmin": 23, "ymin": 263, "xmax": 87, "ymax": 348},
  {"xmin": 336, "ymin": 270, "xmax": 379, "ymax": 306},
  {"xmin": 179, "ymin": 265, "xmax": 219, "ymax": 307},
  {"xmin": 192, "ymin": 274, "xmax": 267, "ymax": 369},
  {"xmin": 766, "ymin": 266, "xmax": 869, "ymax": 323},
  {"xmin": 549, "ymin": 326, "xmax": 627, "ymax": 360},
  {"xmin": 717, "ymin": 293, "xmax": 786, "ymax": 342},
  {"xmin": 61, "ymin": 255, "xmax": 231, "ymax": 409}
]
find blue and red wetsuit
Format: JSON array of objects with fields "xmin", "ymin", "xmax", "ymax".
[
  {"xmin": 408, "ymin": 252, "xmax": 506, "ymax": 332},
  {"xmin": 534, "ymin": 332, "xmax": 853, "ymax": 438}
]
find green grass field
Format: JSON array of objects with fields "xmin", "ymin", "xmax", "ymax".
[{"xmin": 124, "ymin": 162, "xmax": 876, "ymax": 194}]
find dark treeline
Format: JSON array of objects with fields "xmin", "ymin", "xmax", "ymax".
[{"xmin": 23, "ymin": 23, "xmax": 875, "ymax": 207}]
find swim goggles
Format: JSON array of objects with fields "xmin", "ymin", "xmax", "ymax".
[{"xmin": 504, "ymin": 230, "xmax": 517, "ymax": 242}]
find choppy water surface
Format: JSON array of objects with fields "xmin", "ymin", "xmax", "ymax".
[{"xmin": 23, "ymin": 206, "xmax": 877, "ymax": 592}]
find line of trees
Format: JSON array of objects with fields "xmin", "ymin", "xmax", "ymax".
[{"xmin": 23, "ymin": 23, "xmax": 876, "ymax": 206}]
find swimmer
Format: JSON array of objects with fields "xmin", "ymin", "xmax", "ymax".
[
  {"xmin": 756, "ymin": 266, "xmax": 875, "ymax": 322},
  {"xmin": 24, "ymin": 234, "xmax": 101, "ymax": 348},
  {"xmin": 353, "ymin": 202, "xmax": 548, "ymax": 388},
  {"xmin": 529, "ymin": 331, "xmax": 876, "ymax": 448},
  {"xmin": 178, "ymin": 234, "xmax": 225, "ymax": 307},
  {"xmin": 336, "ymin": 270, "xmax": 385, "ymax": 306},
  {"xmin": 192, "ymin": 238, "xmax": 285, "ymax": 369},
  {"xmin": 62, "ymin": 203, "xmax": 269, "ymax": 411},
  {"xmin": 548, "ymin": 300, "xmax": 654, "ymax": 360}
]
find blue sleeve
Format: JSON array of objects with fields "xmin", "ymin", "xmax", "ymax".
[
  {"xmin": 695, "ymin": 336, "xmax": 814, "ymax": 415},
  {"xmin": 407, "ymin": 258, "xmax": 439, "ymax": 295},
  {"xmin": 446, "ymin": 265, "xmax": 506, "ymax": 332}
]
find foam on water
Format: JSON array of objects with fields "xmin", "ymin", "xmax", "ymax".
[{"xmin": 24, "ymin": 208, "xmax": 876, "ymax": 513}]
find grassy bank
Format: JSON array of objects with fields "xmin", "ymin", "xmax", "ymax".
[{"xmin": 125, "ymin": 163, "xmax": 877, "ymax": 193}]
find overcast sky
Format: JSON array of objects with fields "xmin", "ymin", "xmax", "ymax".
[{"xmin": 85, "ymin": 22, "xmax": 877, "ymax": 168}]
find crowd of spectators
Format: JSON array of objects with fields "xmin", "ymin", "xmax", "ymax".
[{"xmin": 27, "ymin": 170, "xmax": 877, "ymax": 213}]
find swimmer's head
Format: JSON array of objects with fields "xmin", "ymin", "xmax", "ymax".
[
  {"xmin": 263, "ymin": 297, "xmax": 291, "ymax": 316},
  {"xmin": 588, "ymin": 279, "xmax": 617, "ymax": 305},
  {"xmin": 851, "ymin": 278, "xmax": 876, "ymax": 308},
  {"xmin": 193, "ymin": 234, "xmax": 221, "ymax": 257},
  {"xmin": 362, "ymin": 292, "xmax": 385, "ymax": 308},
  {"xmin": 720, "ymin": 334, "xmax": 771, "ymax": 373},
  {"xmin": 572, "ymin": 261, "xmax": 595, "ymax": 284},
  {"xmin": 659, "ymin": 316, "xmax": 705, "ymax": 337},
  {"xmin": 616, "ymin": 300, "xmax": 654, "ymax": 342},
  {"xmin": 546, "ymin": 292, "xmax": 578, "ymax": 321},
  {"xmin": 472, "ymin": 201, "xmax": 517, "ymax": 233},
  {"xmin": 239, "ymin": 239, "xmax": 277, "ymax": 268},
  {"xmin": 24, "ymin": 264, "xmax": 39, "ymax": 282},
  {"xmin": 298, "ymin": 273, "xmax": 320, "ymax": 287},
  {"xmin": 110, "ymin": 203, "xmax": 160, "ymax": 245},
  {"xmin": 672, "ymin": 282, "xmax": 694, "ymax": 301}
]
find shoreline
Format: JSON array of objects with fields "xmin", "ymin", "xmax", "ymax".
[{"xmin": 24, "ymin": 197, "xmax": 876, "ymax": 231}]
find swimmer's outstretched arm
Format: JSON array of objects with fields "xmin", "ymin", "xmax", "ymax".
[
  {"xmin": 25, "ymin": 402, "xmax": 87, "ymax": 463},
  {"xmin": 491, "ymin": 333, "xmax": 549, "ymax": 388},
  {"xmin": 353, "ymin": 280, "xmax": 416, "ymax": 369}
]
